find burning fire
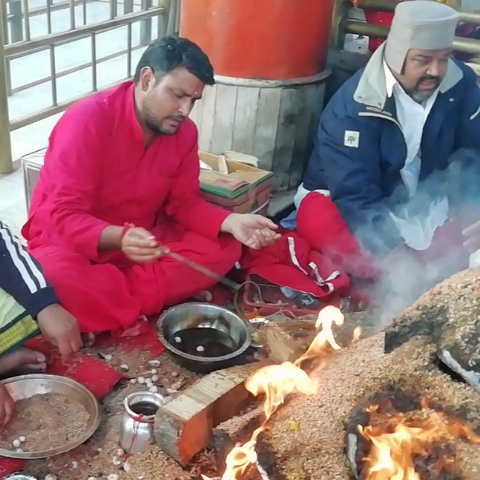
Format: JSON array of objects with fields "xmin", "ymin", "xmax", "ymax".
[
  {"xmin": 359, "ymin": 406, "xmax": 480, "ymax": 479},
  {"xmin": 202, "ymin": 306, "xmax": 345, "ymax": 480},
  {"xmin": 295, "ymin": 305, "xmax": 345, "ymax": 366}
]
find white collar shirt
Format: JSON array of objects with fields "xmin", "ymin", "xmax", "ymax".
[
  {"xmin": 383, "ymin": 61, "xmax": 439, "ymax": 197},
  {"xmin": 383, "ymin": 61, "xmax": 448, "ymax": 251}
]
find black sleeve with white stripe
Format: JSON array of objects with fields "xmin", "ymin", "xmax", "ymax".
[{"xmin": 0, "ymin": 221, "xmax": 59, "ymax": 317}]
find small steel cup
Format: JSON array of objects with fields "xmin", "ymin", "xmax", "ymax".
[{"xmin": 119, "ymin": 391, "xmax": 166, "ymax": 454}]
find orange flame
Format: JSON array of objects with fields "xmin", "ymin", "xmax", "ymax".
[
  {"xmin": 359, "ymin": 408, "xmax": 480, "ymax": 480},
  {"xmin": 294, "ymin": 305, "xmax": 345, "ymax": 367},
  {"xmin": 202, "ymin": 306, "xmax": 345, "ymax": 480},
  {"xmin": 246, "ymin": 362, "xmax": 317, "ymax": 419}
]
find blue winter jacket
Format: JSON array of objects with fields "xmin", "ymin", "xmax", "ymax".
[{"xmin": 303, "ymin": 44, "xmax": 480, "ymax": 254}]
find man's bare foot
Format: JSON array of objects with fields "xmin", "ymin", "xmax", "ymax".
[{"xmin": 0, "ymin": 348, "xmax": 47, "ymax": 378}]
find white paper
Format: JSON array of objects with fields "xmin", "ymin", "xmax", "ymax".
[{"xmin": 390, "ymin": 196, "xmax": 449, "ymax": 251}]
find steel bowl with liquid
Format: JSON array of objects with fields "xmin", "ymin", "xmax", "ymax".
[{"xmin": 157, "ymin": 303, "xmax": 251, "ymax": 372}]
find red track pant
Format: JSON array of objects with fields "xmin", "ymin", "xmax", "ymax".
[{"xmin": 29, "ymin": 229, "xmax": 241, "ymax": 332}]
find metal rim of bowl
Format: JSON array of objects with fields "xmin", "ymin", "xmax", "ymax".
[
  {"xmin": 157, "ymin": 302, "xmax": 251, "ymax": 364},
  {"xmin": 123, "ymin": 391, "xmax": 166, "ymax": 422},
  {"xmin": 0, "ymin": 374, "xmax": 101, "ymax": 459},
  {"xmin": 5, "ymin": 475, "xmax": 38, "ymax": 480}
]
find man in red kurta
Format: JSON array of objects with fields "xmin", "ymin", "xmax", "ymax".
[{"xmin": 23, "ymin": 36, "xmax": 279, "ymax": 333}]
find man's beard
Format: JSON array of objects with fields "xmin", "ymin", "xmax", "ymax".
[
  {"xmin": 143, "ymin": 101, "xmax": 186, "ymax": 135},
  {"xmin": 409, "ymin": 75, "xmax": 441, "ymax": 104},
  {"xmin": 145, "ymin": 116, "xmax": 170, "ymax": 135},
  {"xmin": 144, "ymin": 113, "xmax": 185, "ymax": 135}
]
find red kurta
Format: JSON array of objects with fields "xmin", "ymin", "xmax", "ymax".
[{"xmin": 23, "ymin": 82, "xmax": 240, "ymax": 332}]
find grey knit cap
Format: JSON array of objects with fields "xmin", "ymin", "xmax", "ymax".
[{"xmin": 385, "ymin": 1, "xmax": 459, "ymax": 73}]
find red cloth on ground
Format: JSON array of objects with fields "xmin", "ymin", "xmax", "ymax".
[
  {"xmin": 0, "ymin": 458, "xmax": 26, "ymax": 477},
  {"xmin": 95, "ymin": 317, "xmax": 166, "ymax": 356},
  {"xmin": 297, "ymin": 193, "xmax": 378, "ymax": 279},
  {"xmin": 242, "ymin": 231, "xmax": 350, "ymax": 298},
  {"xmin": 25, "ymin": 335, "xmax": 124, "ymax": 399},
  {"xmin": 0, "ymin": 325, "xmax": 148, "ymax": 476},
  {"xmin": 0, "ymin": 322, "xmax": 166, "ymax": 475},
  {"xmin": 23, "ymin": 82, "xmax": 240, "ymax": 332}
]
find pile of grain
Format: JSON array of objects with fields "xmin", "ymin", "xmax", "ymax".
[
  {"xmin": 23, "ymin": 349, "xmax": 201, "ymax": 480},
  {"xmin": 255, "ymin": 333, "xmax": 480, "ymax": 480},
  {"xmin": 0, "ymin": 393, "xmax": 90, "ymax": 452}
]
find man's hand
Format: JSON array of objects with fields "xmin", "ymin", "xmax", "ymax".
[
  {"xmin": 221, "ymin": 213, "xmax": 280, "ymax": 249},
  {"xmin": 121, "ymin": 227, "xmax": 164, "ymax": 264},
  {"xmin": 463, "ymin": 220, "xmax": 480, "ymax": 253},
  {"xmin": 0, "ymin": 384, "xmax": 14, "ymax": 427},
  {"xmin": 37, "ymin": 304, "xmax": 83, "ymax": 361}
]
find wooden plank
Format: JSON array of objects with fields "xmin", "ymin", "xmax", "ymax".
[
  {"xmin": 189, "ymin": 91, "xmax": 203, "ymax": 133},
  {"xmin": 267, "ymin": 189, "xmax": 296, "ymax": 217},
  {"xmin": 197, "ymin": 84, "xmax": 216, "ymax": 152},
  {"xmin": 189, "ymin": 89, "xmax": 203, "ymax": 130},
  {"xmin": 288, "ymin": 81, "xmax": 326, "ymax": 188},
  {"xmin": 273, "ymin": 88, "xmax": 299, "ymax": 191},
  {"xmin": 154, "ymin": 363, "xmax": 259, "ymax": 466},
  {"xmin": 232, "ymin": 86, "xmax": 260, "ymax": 154},
  {"xmin": 289, "ymin": 85, "xmax": 311, "ymax": 189},
  {"xmin": 306, "ymin": 82, "xmax": 325, "ymax": 142},
  {"xmin": 253, "ymin": 87, "xmax": 281, "ymax": 172},
  {"xmin": 211, "ymin": 84, "xmax": 237, "ymax": 154},
  {"xmin": 289, "ymin": 82, "xmax": 326, "ymax": 189}
]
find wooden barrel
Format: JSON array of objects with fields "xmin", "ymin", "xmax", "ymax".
[
  {"xmin": 190, "ymin": 72, "xmax": 330, "ymax": 191},
  {"xmin": 180, "ymin": 0, "xmax": 335, "ymax": 80}
]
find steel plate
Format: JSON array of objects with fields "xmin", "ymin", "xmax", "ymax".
[{"xmin": 0, "ymin": 374, "xmax": 101, "ymax": 459}]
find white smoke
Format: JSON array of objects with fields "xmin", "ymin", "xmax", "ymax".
[{"xmin": 362, "ymin": 148, "xmax": 480, "ymax": 327}]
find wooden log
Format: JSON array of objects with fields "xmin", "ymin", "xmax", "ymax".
[
  {"xmin": 154, "ymin": 363, "xmax": 260, "ymax": 466},
  {"xmin": 213, "ymin": 405, "xmax": 264, "ymax": 472},
  {"xmin": 211, "ymin": 84, "xmax": 237, "ymax": 154},
  {"xmin": 273, "ymin": 87, "xmax": 299, "ymax": 191},
  {"xmin": 192, "ymin": 73, "xmax": 329, "ymax": 191},
  {"xmin": 254, "ymin": 88, "xmax": 282, "ymax": 171},
  {"xmin": 288, "ymin": 86, "xmax": 311, "ymax": 189},
  {"xmin": 232, "ymin": 87, "xmax": 260, "ymax": 154},
  {"xmin": 194, "ymin": 83, "xmax": 216, "ymax": 151}
]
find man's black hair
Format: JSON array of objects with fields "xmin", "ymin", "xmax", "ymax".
[{"xmin": 134, "ymin": 36, "xmax": 215, "ymax": 85}]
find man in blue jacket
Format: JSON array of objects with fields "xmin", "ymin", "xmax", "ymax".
[
  {"xmin": 295, "ymin": 1, "xmax": 480, "ymax": 281},
  {"xmin": 0, "ymin": 221, "xmax": 82, "ymax": 426}
]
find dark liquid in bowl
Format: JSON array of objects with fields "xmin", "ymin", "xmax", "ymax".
[
  {"xmin": 130, "ymin": 401, "xmax": 159, "ymax": 416},
  {"xmin": 171, "ymin": 328, "xmax": 237, "ymax": 357}
]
